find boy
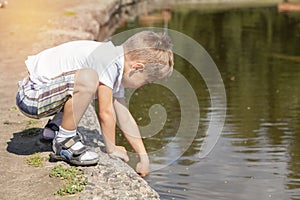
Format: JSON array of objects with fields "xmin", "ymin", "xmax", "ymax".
[{"xmin": 16, "ymin": 31, "xmax": 174, "ymax": 177}]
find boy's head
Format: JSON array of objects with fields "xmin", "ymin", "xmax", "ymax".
[{"xmin": 122, "ymin": 31, "xmax": 174, "ymax": 88}]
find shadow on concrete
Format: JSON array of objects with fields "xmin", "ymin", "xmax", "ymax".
[
  {"xmin": 6, "ymin": 126, "xmax": 105, "ymax": 155},
  {"xmin": 6, "ymin": 128, "xmax": 52, "ymax": 155}
]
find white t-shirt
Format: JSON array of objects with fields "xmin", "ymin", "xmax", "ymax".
[{"xmin": 25, "ymin": 40, "xmax": 124, "ymax": 98}]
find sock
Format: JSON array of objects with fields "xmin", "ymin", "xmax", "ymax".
[
  {"xmin": 42, "ymin": 112, "xmax": 63, "ymax": 139},
  {"xmin": 43, "ymin": 128, "xmax": 56, "ymax": 139},
  {"xmin": 56, "ymin": 126, "xmax": 76, "ymax": 143},
  {"xmin": 56, "ymin": 126, "xmax": 85, "ymax": 151}
]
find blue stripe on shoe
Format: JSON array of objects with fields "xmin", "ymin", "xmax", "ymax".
[{"xmin": 60, "ymin": 150, "xmax": 70, "ymax": 159}]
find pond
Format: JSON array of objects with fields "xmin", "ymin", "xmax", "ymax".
[{"xmin": 113, "ymin": 4, "xmax": 300, "ymax": 200}]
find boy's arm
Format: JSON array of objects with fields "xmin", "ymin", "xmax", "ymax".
[
  {"xmin": 97, "ymin": 83, "xmax": 117, "ymax": 153},
  {"xmin": 113, "ymin": 97, "xmax": 150, "ymax": 177}
]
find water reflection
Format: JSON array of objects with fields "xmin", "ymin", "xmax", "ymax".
[{"xmin": 115, "ymin": 4, "xmax": 300, "ymax": 200}]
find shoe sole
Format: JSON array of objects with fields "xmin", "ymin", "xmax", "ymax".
[{"xmin": 49, "ymin": 153, "xmax": 99, "ymax": 166}]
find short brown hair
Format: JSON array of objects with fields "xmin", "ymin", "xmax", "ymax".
[{"xmin": 123, "ymin": 31, "xmax": 174, "ymax": 81}]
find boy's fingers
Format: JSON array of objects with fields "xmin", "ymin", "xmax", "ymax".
[
  {"xmin": 116, "ymin": 146, "xmax": 126, "ymax": 151},
  {"xmin": 138, "ymin": 172, "xmax": 147, "ymax": 178},
  {"xmin": 136, "ymin": 162, "xmax": 149, "ymax": 178}
]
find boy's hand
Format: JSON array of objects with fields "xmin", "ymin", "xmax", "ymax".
[
  {"xmin": 108, "ymin": 146, "xmax": 129, "ymax": 162},
  {"xmin": 113, "ymin": 98, "xmax": 150, "ymax": 177},
  {"xmin": 136, "ymin": 156, "xmax": 150, "ymax": 178}
]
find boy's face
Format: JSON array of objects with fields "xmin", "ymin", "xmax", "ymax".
[{"xmin": 121, "ymin": 63, "xmax": 150, "ymax": 88}]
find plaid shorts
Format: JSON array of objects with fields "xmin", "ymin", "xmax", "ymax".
[{"xmin": 16, "ymin": 71, "xmax": 76, "ymax": 119}]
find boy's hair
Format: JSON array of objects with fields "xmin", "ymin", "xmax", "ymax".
[{"xmin": 123, "ymin": 31, "xmax": 174, "ymax": 81}]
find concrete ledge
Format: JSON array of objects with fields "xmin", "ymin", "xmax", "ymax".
[{"xmin": 77, "ymin": 105, "xmax": 159, "ymax": 199}]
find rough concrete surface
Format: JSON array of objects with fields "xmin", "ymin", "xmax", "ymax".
[{"xmin": 77, "ymin": 105, "xmax": 159, "ymax": 200}]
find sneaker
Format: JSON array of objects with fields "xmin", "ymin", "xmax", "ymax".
[{"xmin": 50, "ymin": 132, "xmax": 99, "ymax": 166}]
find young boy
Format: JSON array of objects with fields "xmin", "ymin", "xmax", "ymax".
[{"xmin": 16, "ymin": 31, "xmax": 174, "ymax": 177}]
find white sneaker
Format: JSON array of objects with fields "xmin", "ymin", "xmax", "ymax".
[{"xmin": 50, "ymin": 132, "xmax": 99, "ymax": 166}]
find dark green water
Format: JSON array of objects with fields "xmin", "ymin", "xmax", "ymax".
[{"xmin": 114, "ymin": 5, "xmax": 300, "ymax": 200}]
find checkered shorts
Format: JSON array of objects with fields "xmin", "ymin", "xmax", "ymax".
[{"xmin": 16, "ymin": 71, "xmax": 76, "ymax": 119}]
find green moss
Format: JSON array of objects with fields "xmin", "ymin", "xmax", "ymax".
[
  {"xmin": 44, "ymin": 23, "xmax": 53, "ymax": 29},
  {"xmin": 9, "ymin": 106, "xmax": 18, "ymax": 111},
  {"xmin": 26, "ymin": 152, "xmax": 48, "ymax": 167},
  {"xmin": 63, "ymin": 11, "xmax": 77, "ymax": 16},
  {"xmin": 50, "ymin": 165, "xmax": 88, "ymax": 195},
  {"xmin": 27, "ymin": 119, "xmax": 38, "ymax": 125},
  {"xmin": 20, "ymin": 128, "xmax": 41, "ymax": 137}
]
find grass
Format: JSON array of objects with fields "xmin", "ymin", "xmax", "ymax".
[
  {"xmin": 9, "ymin": 106, "xmax": 18, "ymax": 111},
  {"xmin": 63, "ymin": 11, "xmax": 77, "ymax": 16},
  {"xmin": 20, "ymin": 127, "xmax": 41, "ymax": 137},
  {"xmin": 26, "ymin": 152, "xmax": 48, "ymax": 167},
  {"xmin": 27, "ymin": 119, "xmax": 38, "ymax": 125},
  {"xmin": 26, "ymin": 156, "xmax": 88, "ymax": 195},
  {"xmin": 49, "ymin": 165, "xmax": 88, "ymax": 195}
]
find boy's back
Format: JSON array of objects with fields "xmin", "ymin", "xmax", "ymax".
[{"xmin": 26, "ymin": 40, "xmax": 123, "ymax": 85}]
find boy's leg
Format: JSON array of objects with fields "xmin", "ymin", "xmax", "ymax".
[
  {"xmin": 61, "ymin": 68, "xmax": 99, "ymax": 130},
  {"xmin": 52, "ymin": 69, "xmax": 100, "ymax": 166}
]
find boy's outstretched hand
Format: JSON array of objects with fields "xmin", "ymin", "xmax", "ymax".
[
  {"xmin": 136, "ymin": 157, "xmax": 150, "ymax": 178},
  {"xmin": 109, "ymin": 146, "xmax": 130, "ymax": 162}
]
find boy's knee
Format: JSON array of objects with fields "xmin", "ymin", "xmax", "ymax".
[{"xmin": 75, "ymin": 69, "xmax": 99, "ymax": 93}]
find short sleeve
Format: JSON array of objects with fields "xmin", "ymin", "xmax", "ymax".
[
  {"xmin": 113, "ymin": 86, "xmax": 124, "ymax": 98},
  {"xmin": 94, "ymin": 43, "xmax": 124, "ymax": 98},
  {"xmin": 98, "ymin": 63, "xmax": 118, "ymax": 90}
]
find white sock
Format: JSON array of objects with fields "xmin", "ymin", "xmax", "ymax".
[
  {"xmin": 56, "ymin": 126, "xmax": 86, "ymax": 152},
  {"xmin": 56, "ymin": 126, "xmax": 76, "ymax": 143}
]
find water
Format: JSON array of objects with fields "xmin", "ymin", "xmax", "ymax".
[{"xmin": 113, "ymin": 5, "xmax": 300, "ymax": 200}]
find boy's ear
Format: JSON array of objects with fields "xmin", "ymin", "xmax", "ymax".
[{"xmin": 131, "ymin": 62, "xmax": 145, "ymax": 72}]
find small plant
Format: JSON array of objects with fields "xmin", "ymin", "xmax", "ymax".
[
  {"xmin": 64, "ymin": 11, "xmax": 77, "ymax": 16},
  {"xmin": 27, "ymin": 119, "xmax": 37, "ymax": 125},
  {"xmin": 26, "ymin": 152, "xmax": 47, "ymax": 167},
  {"xmin": 9, "ymin": 106, "xmax": 18, "ymax": 111},
  {"xmin": 45, "ymin": 23, "xmax": 53, "ymax": 29},
  {"xmin": 50, "ymin": 165, "xmax": 88, "ymax": 195},
  {"xmin": 21, "ymin": 128, "xmax": 41, "ymax": 137}
]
